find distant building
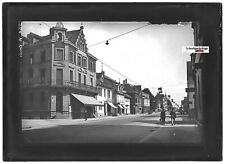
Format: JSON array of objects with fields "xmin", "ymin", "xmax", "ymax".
[
  {"xmin": 142, "ymin": 88, "xmax": 156, "ymax": 113},
  {"xmin": 123, "ymin": 81, "xmax": 142, "ymax": 114},
  {"xmin": 114, "ymin": 83, "xmax": 126, "ymax": 115},
  {"xmin": 186, "ymin": 61, "xmax": 195, "ymax": 118},
  {"xmin": 141, "ymin": 91, "xmax": 150, "ymax": 114},
  {"xmin": 20, "ymin": 22, "xmax": 102, "ymax": 119},
  {"xmin": 124, "ymin": 93, "xmax": 131, "ymax": 114},
  {"xmin": 154, "ymin": 93, "xmax": 164, "ymax": 111},
  {"xmin": 96, "ymin": 71, "xmax": 117, "ymax": 116}
]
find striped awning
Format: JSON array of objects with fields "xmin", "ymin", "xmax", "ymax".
[
  {"xmin": 71, "ymin": 94, "xmax": 103, "ymax": 106},
  {"xmin": 107, "ymin": 102, "xmax": 117, "ymax": 108}
]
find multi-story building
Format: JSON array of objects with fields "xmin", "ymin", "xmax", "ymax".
[
  {"xmin": 123, "ymin": 81, "xmax": 142, "ymax": 114},
  {"xmin": 124, "ymin": 93, "xmax": 131, "ymax": 114},
  {"xmin": 114, "ymin": 82, "xmax": 126, "ymax": 115},
  {"xmin": 20, "ymin": 22, "xmax": 102, "ymax": 119},
  {"xmin": 186, "ymin": 61, "xmax": 195, "ymax": 118},
  {"xmin": 142, "ymin": 88, "xmax": 156, "ymax": 113},
  {"xmin": 96, "ymin": 71, "xmax": 117, "ymax": 116},
  {"xmin": 141, "ymin": 91, "xmax": 150, "ymax": 114},
  {"xmin": 154, "ymin": 93, "xmax": 164, "ymax": 112}
]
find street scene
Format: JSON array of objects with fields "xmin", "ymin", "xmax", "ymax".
[
  {"xmin": 22, "ymin": 112, "xmax": 201, "ymax": 143},
  {"xmin": 20, "ymin": 21, "xmax": 204, "ymax": 144}
]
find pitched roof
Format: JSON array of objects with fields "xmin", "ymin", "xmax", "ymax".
[{"xmin": 66, "ymin": 30, "xmax": 80, "ymax": 44}]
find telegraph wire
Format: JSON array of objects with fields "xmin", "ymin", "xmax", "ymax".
[
  {"xmin": 88, "ymin": 22, "xmax": 151, "ymax": 48},
  {"xmin": 97, "ymin": 59, "xmax": 139, "ymax": 85},
  {"xmin": 39, "ymin": 22, "xmax": 184, "ymax": 102}
]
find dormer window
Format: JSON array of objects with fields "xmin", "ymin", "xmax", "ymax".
[{"xmin": 58, "ymin": 32, "xmax": 62, "ymax": 41}]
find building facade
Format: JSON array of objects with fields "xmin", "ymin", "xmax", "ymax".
[
  {"xmin": 114, "ymin": 83, "xmax": 126, "ymax": 115},
  {"xmin": 123, "ymin": 82, "xmax": 142, "ymax": 114},
  {"xmin": 20, "ymin": 22, "xmax": 100, "ymax": 119},
  {"xmin": 186, "ymin": 61, "xmax": 195, "ymax": 118},
  {"xmin": 96, "ymin": 71, "xmax": 117, "ymax": 116},
  {"xmin": 154, "ymin": 93, "xmax": 164, "ymax": 112},
  {"xmin": 124, "ymin": 93, "xmax": 131, "ymax": 114},
  {"xmin": 142, "ymin": 88, "xmax": 156, "ymax": 113},
  {"xmin": 141, "ymin": 91, "xmax": 150, "ymax": 114}
]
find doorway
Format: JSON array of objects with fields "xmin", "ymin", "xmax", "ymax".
[{"xmin": 56, "ymin": 92, "xmax": 63, "ymax": 113}]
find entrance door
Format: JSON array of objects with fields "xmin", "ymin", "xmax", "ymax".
[
  {"xmin": 56, "ymin": 69, "xmax": 63, "ymax": 85},
  {"xmin": 56, "ymin": 92, "xmax": 63, "ymax": 113}
]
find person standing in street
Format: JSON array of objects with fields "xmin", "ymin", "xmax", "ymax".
[
  {"xmin": 160, "ymin": 109, "xmax": 166, "ymax": 125},
  {"xmin": 84, "ymin": 108, "xmax": 87, "ymax": 121},
  {"xmin": 170, "ymin": 109, "xmax": 176, "ymax": 125}
]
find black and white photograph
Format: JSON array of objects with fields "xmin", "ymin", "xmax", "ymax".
[{"xmin": 3, "ymin": 3, "xmax": 222, "ymax": 161}]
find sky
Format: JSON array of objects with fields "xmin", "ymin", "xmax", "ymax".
[{"xmin": 21, "ymin": 21, "xmax": 194, "ymax": 105}]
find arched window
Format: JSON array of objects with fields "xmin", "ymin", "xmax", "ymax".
[{"xmin": 58, "ymin": 32, "xmax": 62, "ymax": 41}]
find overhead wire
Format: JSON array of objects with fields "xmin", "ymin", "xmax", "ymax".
[
  {"xmin": 41, "ymin": 21, "xmax": 184, "ymax": 102},
  {"xmin": 88, "ymin": 22, "xmax": 151, "ymax": 48}
]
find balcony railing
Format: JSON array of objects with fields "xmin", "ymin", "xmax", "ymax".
[{"xmin": 20, "ymin": 80, "xmax": 97, "ymax": 93}]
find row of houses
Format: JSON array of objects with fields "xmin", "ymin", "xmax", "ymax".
[{"xmin": 20, "ymin": 22, "xmax": 155, "ymax": 119}]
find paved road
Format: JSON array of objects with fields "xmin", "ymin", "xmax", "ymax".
[{"xmin": 22, "ymin": 113, "xmax": 202, "ymax": 144}]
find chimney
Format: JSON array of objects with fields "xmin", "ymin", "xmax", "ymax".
[{"xmin": 49, "ymin": 28, "xmax": 54, "ymax": 36}]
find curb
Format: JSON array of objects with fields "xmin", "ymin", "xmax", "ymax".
[{"xmin": 22, "ymin": 113, "xmax": 148, "ymax": 130}]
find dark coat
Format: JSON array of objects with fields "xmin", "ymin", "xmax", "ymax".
[
  {"xmin": 160, "ymin": 111, "xmax": 166, "ymax": 118},
  {"xmin": 170, "ymin": 111, "xmax": 176, "ymax": 118}
]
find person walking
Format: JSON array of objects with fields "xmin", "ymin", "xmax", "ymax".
[
  {"xmin": 84, "ymin": 109, "xmax": 88, "ymax": 121},
  {"xmin": 170, "ymin": 109, "xmax": 176, "ymax": 125},
  {"xmin": 160, "ymin": 109, "xmax": 166, "ymax": 125}
]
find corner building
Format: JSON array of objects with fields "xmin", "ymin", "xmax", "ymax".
[{"xmin": 20, "ymin": 22, "xmax": 99, "ymax": 119}]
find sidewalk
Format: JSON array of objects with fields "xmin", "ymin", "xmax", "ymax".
[
  {"xmin": 139, "ymin": 116, "xmax": 203, "ymax": 143},
  {"xmin": 22, "ymin": 113, "xmax": 148, "ymax": 131}
]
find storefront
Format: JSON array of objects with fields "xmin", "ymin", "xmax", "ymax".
[{"xmin": 70, "ymin": 94, "xmax": 103, "ymax": 119}]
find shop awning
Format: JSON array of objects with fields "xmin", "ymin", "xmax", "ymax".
[
  {"xmin": 122, "ymin": 104, "xmax": 127, "ymax": 108},
  {"xmin": 118, "ymin": 104, "xmax": 124, "ymax": 108},
  {"xmin": 108, "ymin": 102, "xmax": 117, "ymax": 108},
  {"xmin": 71, "ymin": 94, "xmax": 103, "ymax": 106}
]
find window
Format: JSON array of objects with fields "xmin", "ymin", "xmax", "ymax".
[
  {"xmin": 56, "ymin": 69, "xmax": 63, "ymax": 85},
  {"xmin": 78, "ymin": 73, "xmax": 81, "ymax": 84},
  {"xmin": 70, "ymin": 70, "xmax": 73, "ymax": 82},
  {"xmin": 58, "ymin": 32, "xmax": 62, "ymax": 41},
  {"xmin": 98, "ymin": 88, "xmax": 102, "ymax": 96},
  {"xmin": 55, "ymin": 48, "xmax": 64, "ymax": 61},
  {"xmin": 107, "ymin": 90, "xmax": 110, "ymax": 98},
  {"xmin": 73, "ymin": 52, "xmax": 76, "ymax": 64},
  {"xmin": 90, "ymin": 78, "xmax": 93, "ymax": 86},
  {"xmin": 104, "ymin": 89, "xmax": 106, "ymax": 97},
  {"xmin": 135, "ymin": 98, "xmax": 138, "ymax": 103},
  {"xmin": 90, "ymin": 61, "xmax": 93, "ymax": 72},
  {"xmin": 40, "ymin": 50, "xmax": 46, "ymax": 63},
  {"xmin": 29, "ymin": 54, "xmax": 33, "ymax": 64},
  {"xmin": 69, "ymin": 51, "xmax": 74, "ymax": 63},
  {"xmin": 82, "ymin": 57, "xmax": 87, "ymax": 68},
  {"xmin": 78, "ymin": 55, "xmax": 82, "ymax": 66},
  {"xmin": 28, "ymin": 69, "xmax": 33, "ymax": 83},
  {"xmin": 83, "ymin": 75, "xmax": 86, "ymax": 85},
  {"xmin": 40, "ymin": 69, "xmax": 45, "ymax": 82}
]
